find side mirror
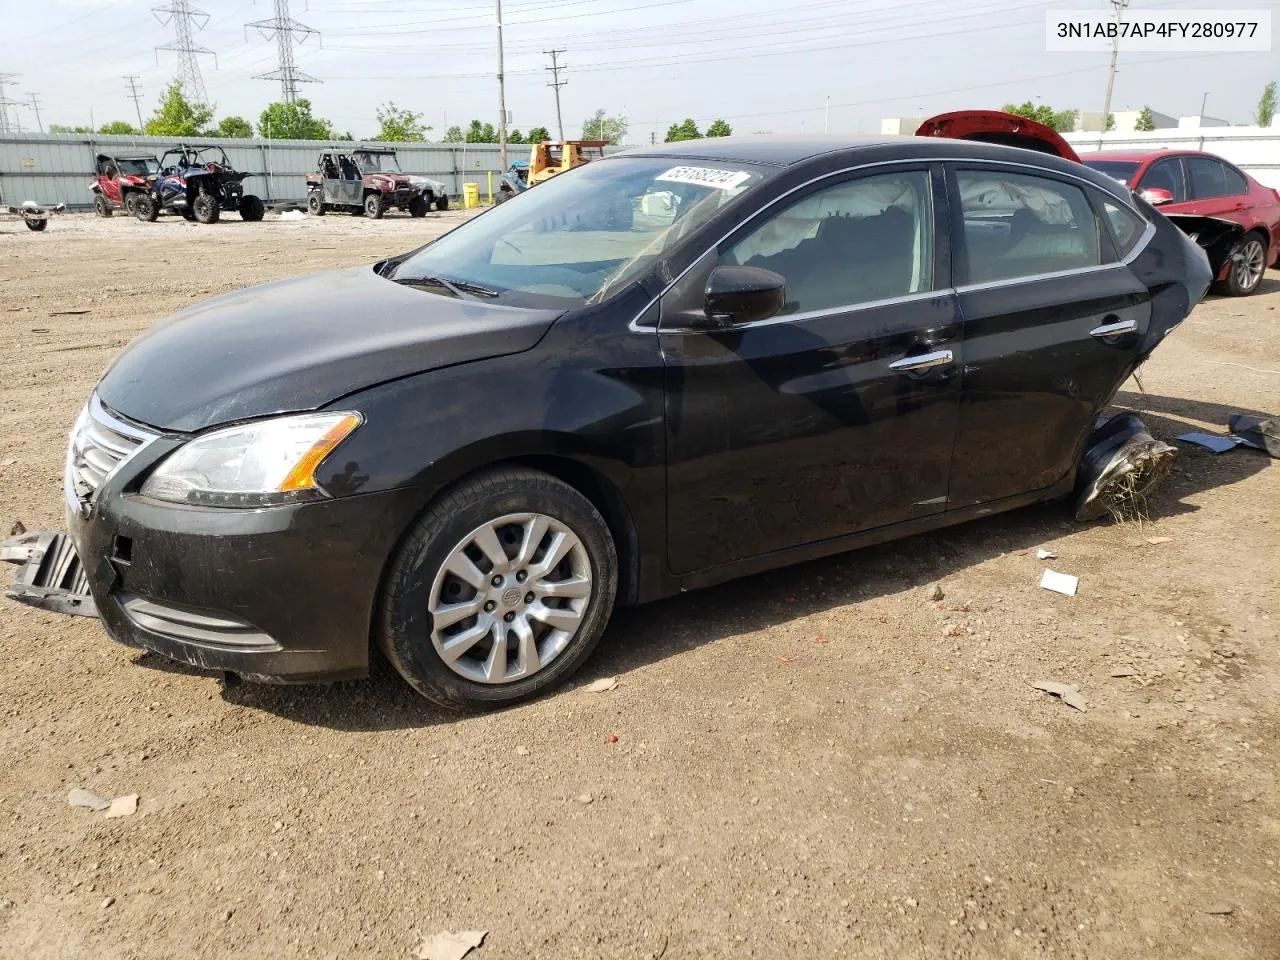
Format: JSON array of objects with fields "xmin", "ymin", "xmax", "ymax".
[
  {"xmin": 703, "ymin": 265, "xmax": 786, "ymax": 328},
  {"xmin": 1139, "ymin": 187, "xmax": 1174, "ymax": 206}
]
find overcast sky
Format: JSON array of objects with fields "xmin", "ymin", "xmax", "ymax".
[{"xmin": 3, "ymin": 0, "xmax": 1277, "ymax": 142}]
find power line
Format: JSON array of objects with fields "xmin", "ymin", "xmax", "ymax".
[
  {"xmin": 27, "ymin": 92, "xmax": 43, "ymax": 133},
  {"xmin": 544, "ymin": 48, "xmax": 567, "ymax": 141},
  {"xmin": 124, "ymin": 75, "xmax": 145, "ymax": 130},
  {"xmin": 153, "ymin": 0, "xmax": 215, "ymax": 106},
  {"xmin": 247, "ymin": 0, "xmax": 321, "ymax": 104},
  {"xmin": 0, "ymin": 74, "xmax": 20, "ymax": 135}
]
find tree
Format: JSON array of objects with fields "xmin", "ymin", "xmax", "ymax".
[
  {"xmin": 1257, "ymin": 81, "xmax": 1278, "ymax": 128},
  {"xmin": 664, "ymin": 118, "xmax": 702, "ymax": 142},
  {"xmin": 1134, "ymin": 106, "xmax": 1156, "ymax": 132},
  {"xmin": 1104, "ymin": 113, "xmax": 1116, "ymax": 132},
  {"xmin": 465, "ymin": 119, "xmax": 497, "ymax": 143},
  {"xmin": 257, "ymin": 99, "xmax": 332, "ymax": 139},
  {"xmin": 373, "ymin": 101, "xmax": 430, "ymax": 142},
  {"xmin": 211, "ymin": 116, "xmax": 253, "ymax": 138},
  {"xmin": 1000, "ymin": 101, "xmax": 1077, "ymax": 133},
  {"xmin": 508, "ymin": 128, "xmax": 525, "ymax": 144},
  {"xmin": 527, "ymin": 125, "xmax": 552, "ymax": 144},
  {"xmin": 145, "ymin": 80, "xmax": 214, "ymax": 137},
  {"xmin": 705, "ymin": 118, "xmax": 732, "ymax": 137},
  {"xmin": 49, "ymin": 124, "xmax": 94, "ymax": 134},
  {"xmin": 441, "ymin": 125, "xmax": 465, "ymax": 143},
  {"xmin": 98, "ymin": 121, "xmax": 140, "ymax": 135},
  {"xmin": 581, "ymin": 108, "xmax": 627, "ymax": 144}
]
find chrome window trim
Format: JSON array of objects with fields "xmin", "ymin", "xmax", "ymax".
[
  {"xmin": 661, "ymin": 289, "xmax": 948, "ymax": 334},
  {"xmin": 631, "ymin": 154, "xmax": 1150, "ymax": 334}
]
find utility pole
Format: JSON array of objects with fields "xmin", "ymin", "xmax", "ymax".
[
  {"xmin": 153, "ymin": 0, "xmax": 215, "ymax": 106},
  {"xmin": 544, "ymin": 48, "xmax": 567, "ymax": 142},
  {"xmin": 247, "ymin": 0, "xmax": 320, "ymax": 104},
  {"xmin": 1099, "ymin": 0, "xmax": 1129, "ymax": 146},
  {"xmin": 27, "ymin": 92, "xmax": 43, "ymax": 133},
  {"xmin": 824, "ymin": 95, "xmax": 830, "ymax": 134},
  {"xmin": 124, "ymin": 75, "xmax": 145, "ymax": 130},
  {"xmin": 0, "ymin": 74, "xmax": 19, "ymax": 134},
  {"xmin": 497, "ymin": 0, "xmax": 508, "ymax": 170}
]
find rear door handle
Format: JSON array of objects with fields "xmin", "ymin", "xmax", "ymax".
[
  {"xmin": 889, "ymin": 349, "xmax": 953, "ymax": 372},
  {"xmin": 1090, "ymin": 318, "xmax": 1137, "ymax": 338}
]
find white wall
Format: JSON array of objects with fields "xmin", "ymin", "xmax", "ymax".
[{"xmin": 1064, "ymin": 127, "xmax": 1280, "ymax": 189}]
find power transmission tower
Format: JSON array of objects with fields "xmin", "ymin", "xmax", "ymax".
[
  {"xmin": 26, "ymin": 93, "xmax": 43, "ymax": 133},
  {"xmin": 1099, "ymin": 0, "xmax": 1129, "ymax": 142},
  {"xmin": 0, "ymin": 73, "xmax": 20, "ymax": 134},
  {"xmin": 153, "ymin": 0, "xmax": 215, "ymax": 106},
  {"xmin": 544, "ymin": 48, "xmax": 567, "ymax": 141},
  {"xmin": 124, "ymin": 75, "xmax": 146, "ymax": 130},
  {"xmin": 247, "ymin": 0, "xmax": 320, "ymax": 105}
]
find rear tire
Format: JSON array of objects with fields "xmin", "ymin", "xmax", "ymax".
[
  {"xmin": 134, "ymin": 195, "xmax": 159, "ymax": 222},
  {"xmin": 378, "ymin": 468, "xmax": 618, "ymax": 710},
  {"xmin": 1213, "ymin": 233, "xmax": 1269, "ymax": 296},
  {"xmin": 93, "ymin": 194, "xmax": 112, "ymax": 218},
  {"xmin": 24, "ymin": 218, "xmax": 47, "ymax": 232},
  {"xmin": 409, "ymin": 195, "xmax": 429, "ymax": 218},
  {"xmin": 364, "ymin": 192, "xmax": 385, "ymax": 219},
  {"xmin": 307, "ymin": 193, "xmax": 326, "ymax": 216},
  {"xmin": 436, "ymin": 193, "xmax": 450, "ymax": 211},
  {"xmin": 123, "ymin": 194, "xmax": 138, "ymax": 217},
  {"xmin": 192, "ymin": 191, "xmax": 220, "ymax": 224},
  {"xmin": 239, "ymin": 194, "xmax": 265, "ymax": 222}
]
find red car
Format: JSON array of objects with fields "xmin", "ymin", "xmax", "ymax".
[
  {"xmin": 1078, "ymin": 150, "xmax": 1280, "ymax": 296},
  {"xmin": 914, "ymin": 112, "xmax": 1280, "ymax": 297}
]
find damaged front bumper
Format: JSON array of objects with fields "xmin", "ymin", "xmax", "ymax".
[{"xmin": 2, "ymin": 528, "xmax": 97, "ymax": 616}]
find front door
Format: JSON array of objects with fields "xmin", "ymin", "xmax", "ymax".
[
  {"xmin": 946, "ymin": 164, "xmax": 1153, "ymax": 507},
  {"xmin": 660, "ymin": 166, "xmax": 962, "ymax": 575}
]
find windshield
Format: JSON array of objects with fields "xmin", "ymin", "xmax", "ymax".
[
  {"xmin": 1083, "ymin": 160, "xmax": 1141, "ymax": 187},
  {"xmin": 117, "ymin": 158, "xmax": 159, "ymax": 176},
  {"xmin": 391, "ymin": 156, "xmax": 768, "ymax": 307},
  {"xmin": 357, "ymin": 152, "xmax": 401, "ymax": 174}
]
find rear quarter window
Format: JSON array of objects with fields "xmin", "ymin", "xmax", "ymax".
[{"xmin": 1096, "ymin": 196, "xmax": 1148, "ymax": 259}]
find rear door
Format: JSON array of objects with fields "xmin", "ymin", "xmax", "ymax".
[
  {"xmin": 1181, "ymin": 156, "xmax": 1251, "ymax": 223},
  {"xmin": 661, "ymin": 164, "xmax": 962, "ymax": 574},
  {"xmin": 946, "ymin": 163, "xmax": 1153, "ymax": 507}
]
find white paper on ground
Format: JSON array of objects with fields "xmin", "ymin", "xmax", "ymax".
[{"xmin": 1039, "ymin": 569, "xmax": 1078, "ymax": 597}]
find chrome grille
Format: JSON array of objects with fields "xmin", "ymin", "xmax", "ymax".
[{"xmin": 64, "ymin": 395, "xmax": 157, "ymax": 508}]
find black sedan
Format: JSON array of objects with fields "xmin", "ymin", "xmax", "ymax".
[{"xmin": 5, "ymin": 134, "xmax": 1211, "ymax": 708}]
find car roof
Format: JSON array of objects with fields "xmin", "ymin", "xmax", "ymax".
[{"xmin": 1080, "ymin": 149, "xmax": 1228, "ymax": 163}]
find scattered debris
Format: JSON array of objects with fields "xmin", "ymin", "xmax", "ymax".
[
  {"xmin": 606, "ymin": 734, "xmax": 619, "ymax": 744},
  {"xmin": 104, "ymin": 794, "xmax": 138, "ymax": 819},
  {"xmin": 1202, "ymin": 904, "xmax": 1234, "ymax": 916},
  {"xmin": 926, "ymin": 584, "xmax": 944, "ymax": 602},
  {"xmin": 1039, "ymin": 569, "xmax": 1079, "ymax": 597},
  {"xmin": 101, "ymin": 897, "xmax": 115, "ymax": 910},
  {"xmin": 68, "ymin": 789, "xmax": 109, "ymax": 811},
  {"xmin": 48, "ymin": 309, "xmax": 91, "ymax": 317},
  {"xmin": 1175, "ymin": 432, "xmax": 1244, "ymax": 454},
  {"xmin": 584, "ymin": 677, "xmax": 617, "ymax": 693},
  {"xmin": 414, "ymin": 930, "xmax": 488, "ymax": 960},
  {"xmin": 1109, "ymin": 668, "xmax": 1139, "ymax": 678},
  {"xmin": 1030, "ymin": 680, "xmax": 1087, "ymax": 712},
  {"xmin": 278, "ymin": 210, "xmax": 308, "ymax": 222},
  {"xmin": 814, "ymin": 635, "xmax": 829, "ymax": 644},
  {"xmin": 515, "ymin": 745, "xmax": 530, "ymax": 757},
  {"xmin": 1035, "ymin": 549, "xmax": 1058, "ymax": 560},
  {"xmin": 1226, "ymin": 414, "xmax": 1279, "ymax": 458},
  {"xmin": 1075, "ymin": 413, "xmax": 1176, "ymax": 522},
  {"xmin": 576, "ymin": 794, "xmax": 594, "ymax": 805},
  {"xmin": 1145, "ymin": 536, "xmax": 1173, "ymax": 545},
  {"xmin": 777, "ymin": 655, "xmax": 794, "ymax": 664}
]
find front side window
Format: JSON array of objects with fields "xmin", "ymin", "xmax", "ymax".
[
  {"xmin": 1139, "ymin": 158, "xmax": 1186, "ymax": 201},
  {"xmin": 722, "ymin": 170, "xmax": 934, "ymax": 314},
  {"xmin": 1083, "ymin": 160, "xmax": 1141, "ymax": 187},
  {"xmin": 392, "ymin": 158, "xmax": 769, "ymax": 307},
  {"xmin": 957, "ymin": 170, "xmax": 1101, "ymax": 284}
]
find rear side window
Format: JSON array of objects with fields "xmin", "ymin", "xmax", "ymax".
[
  {"xmin": 1098, "ymin": 197, "xmax": 1147, "ymax": 258},
  {"xmin": 1186, "ymin": 157, "xmax": 1232, "ymax": 199},
  {"xmin": 956, "ymin": 170, "xmax": 1101, "ymax": 284},
  {"xmin": 1223, "ymin": 163, "xmax": 1247, "ymax": 196}
]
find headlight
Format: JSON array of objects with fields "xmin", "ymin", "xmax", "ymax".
[{"xmin": 140, "ymin": 412, "xmax": 361, "ymax": 508}]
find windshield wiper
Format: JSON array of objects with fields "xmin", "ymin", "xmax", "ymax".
[{"xmin": 395, "ymin": 275, "xmax": 500, "ymax": 299}]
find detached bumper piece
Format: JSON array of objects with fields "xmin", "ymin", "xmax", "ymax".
[
  {"xmin": 1, "ymin": 529, "xmax": 98, "ymax": 617},
  {"xmin": 1074, "ymin": 413, "xmax": 1177, "ymax": 522}
]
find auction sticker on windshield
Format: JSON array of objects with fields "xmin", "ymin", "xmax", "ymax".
[{"xmin": 657, "ymin": 166, "xmax": 753, "ymax": 190}]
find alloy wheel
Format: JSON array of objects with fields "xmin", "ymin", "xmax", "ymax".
[
  {"xmin": 428, "ymin": 512, "xmax": 592, "ymax": 684},
  {"xmin": 1235, "ymin": 239, "xmax": 1266, "ymax": 292}
]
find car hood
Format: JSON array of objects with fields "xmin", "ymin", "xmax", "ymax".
[
  {"xmin": 96, "ymin": 266, "xmax": 561, "ymax": 433},
  {"xmin": 916, "ymin": 110, "xmax": 1081, "ymax": 163}
]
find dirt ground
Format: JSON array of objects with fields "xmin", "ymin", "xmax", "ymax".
[{"xmin": 0, "ymin": 210, "xmax": 1277, "ymax": 960}]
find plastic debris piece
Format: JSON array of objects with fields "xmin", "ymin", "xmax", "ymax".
[
  {"xmin": 68, "ymin": 789, "xmax": 109, "ymax": 811},
  {"xmin": 1175, "ymin": 433, "xmax": 1243, "ymax": 454},
  {"xmin": 1226, "ymin": 414, "xmax": 1280, "ymax": 458},
  {"xmin": 1109, "ymin": 668, "xmax": 1139, "ymax": 678},
  {"xmin": 104, "ymin": 795, "xmax": 138, "ymax": 819},
  {"xmin": 1075, "ymin": 414, "xmax": 1177, "ymax": 521},
  {"xmin": 1202, "ymin": 904, "xmax": 1234, "ymax": 916},
  {"xmin": 1036, "ymin": 549, "xmax": 1058, "ymax": 560},
  {"xmin": 415, "ymin": 930, "xmax": 488, "ymax": 960},
  {"xmin": 1039, "ymin": 570, "xmax": 1078, "ymax": 597},
  {"xmin": 1030, "ymin": 680, "xmax": 1087, "ymax": 712},
  {"xmin": 1145, "ymin": 536, "xmax": 1173, "ymax": 545},
  {"xmin": 584, "ymin": 677, "xmax": 617, "ymax": 693}
]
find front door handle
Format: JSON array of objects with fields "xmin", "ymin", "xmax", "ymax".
[
  {"xmin": 1090, "ymin": 317, "xmax": 1137, "ymax": 338},
  {"xmin": 889, "ymin": 349, "xmax": 953, "ymax": 372}
]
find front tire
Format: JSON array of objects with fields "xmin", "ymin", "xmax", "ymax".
[
  {"xmin": 409, "ymin": 195, "xmax": 429, "ymax": 218},
  {"xmin": 435, "ymin": 193, "xmax": 450, "ymax": 211},
  {"xmin": 1214, "ymin": 233, "xmax": 1268, "ymax": 296},
  {"xmin": 192, "ymin": 191, "xmax": 220, "ymax": 224},
  {"xmin": 363, "ymin": 192, "xmax": 385, "ymax": 219},
  {"xmin": 93, "ymin": 194, "xmax": 112, "ymax": 218},
  {"xmin": 134, "ymin": 195, "xmax": 159, "ymax": 222},
  {"xmin": 307, "ymin": 193, "xmax": 326, "ymax": 216},
  {"xmin": 24, "ymin": 218, "xmax": 47, "ymax": 232},
  {"xmin": 239, "ymin": 194, "xmax": 265, "ymax": 222},
  {"xmin": 379, "ymin": 468, "xmax": 618, "ymax": 709}
]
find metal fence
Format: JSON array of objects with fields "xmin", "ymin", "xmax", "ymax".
[{"xmin": 0, "ymin": 134, "xmax": 516, "ymax": 210}]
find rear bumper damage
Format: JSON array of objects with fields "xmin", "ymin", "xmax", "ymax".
[
  {"xmin": 1164, "ymin": 215, "xmax": 1248, "ymax": 282},
  {"xmin": 1074, "ymin": 413, "xmax": 1177, "ymax": 521}
]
